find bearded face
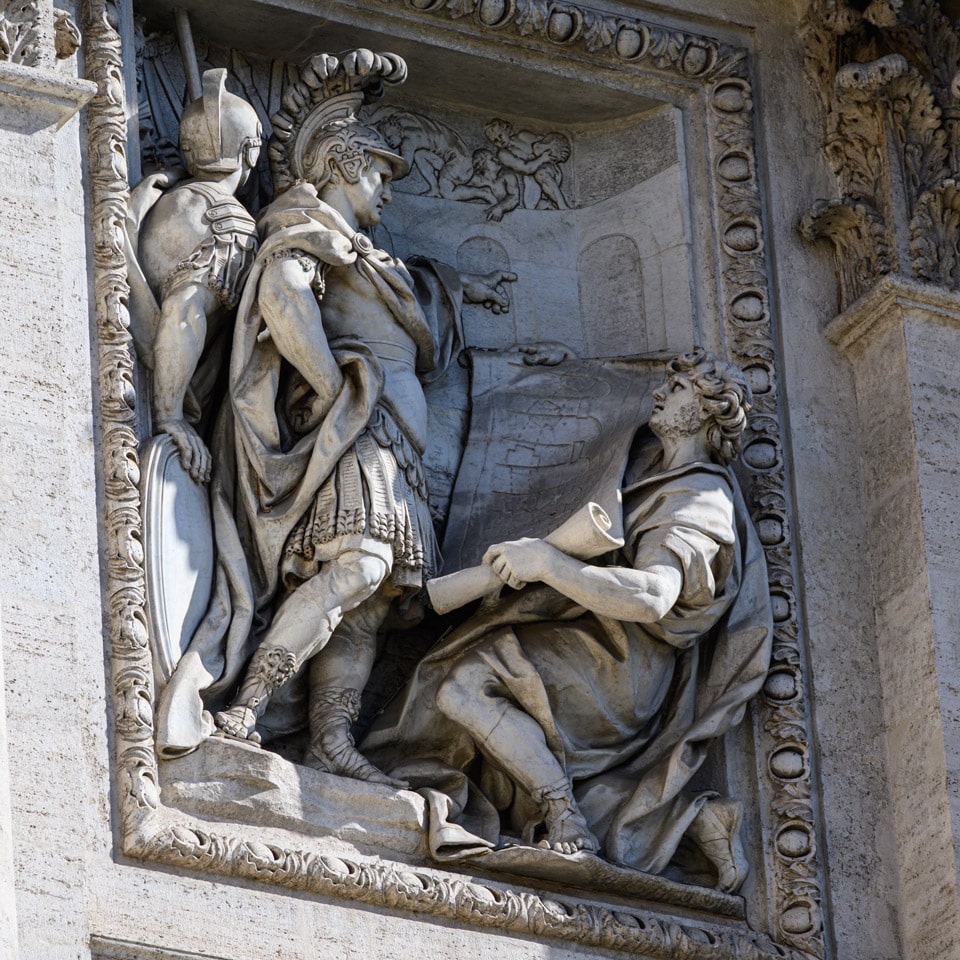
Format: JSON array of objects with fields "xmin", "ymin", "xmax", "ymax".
[{"xmin": 649, "ymin": 374, "xmax": 709, "ymax": 441}]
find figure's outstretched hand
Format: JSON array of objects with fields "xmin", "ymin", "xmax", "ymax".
[
  {"xmin": 482, "ymin": 537, "xmax": 556, "ymax": 590},
  {"xmin": 462, "ymin": 270, "xmax": 518, "ymax": 315},
  {"xmin": 157, "ymin": 418, "xmax": 212, "ymax": 484},
  {"xmin": 517, "ymin": 342, "xmax": 577, "ymax": 366}
]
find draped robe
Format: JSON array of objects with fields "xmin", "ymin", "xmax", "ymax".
[
  {"xmin": 156, "ymin": 182, "xmax": 463, "ymax": 756},
  {"xmin": 363, "ymin": 453, "xmax": 773, "ymax": 877}
]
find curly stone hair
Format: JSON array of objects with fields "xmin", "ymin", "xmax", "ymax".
[{"xmin": 667, "ymin": 349, "xmax": 752, "ymax": 465}]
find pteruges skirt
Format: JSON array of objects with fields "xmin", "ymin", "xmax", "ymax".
[{"xmin": 281, "ymin": 406, "xmax": 438, "ymax": 593}]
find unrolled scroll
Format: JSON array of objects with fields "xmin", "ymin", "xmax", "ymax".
[{"xmin": 427, "ymin": 501, "xmax": 624, "ymax": 615}]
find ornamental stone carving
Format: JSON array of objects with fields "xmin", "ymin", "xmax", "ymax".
[
  {"xmin": 84, "ymin": 2, "xmax": 824, "ymax": 957},
  {"xmin": 0, "ymin": 0, "xmax": 80, "ymax": 64},
  {"xmin": 801, "ymin": 0, "xmax": 960, "ymax": 305},
  {"xmin": 0, "ymin": 0, "xmax": 43, "ymax": 64}
]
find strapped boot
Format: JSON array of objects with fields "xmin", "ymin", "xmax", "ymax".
[
  {"xmin": 213, "ymin": 643, "xmax": 298, "ymax": 743},
  {"xmin": 303, "ymin": 686, "xmax": 401, "ymax": 786},
  {"xmin": 530, "ymin": 775, "xmax": 600, "ymax": 855}
]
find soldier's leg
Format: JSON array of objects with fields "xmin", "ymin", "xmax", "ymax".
[
  {"xmin": 214, "ymin": 547, "xmax": 390, "ymax": 742},
  {"xmin": 303, "ymin": 592, "xmax": 399, "ymax": 785}
]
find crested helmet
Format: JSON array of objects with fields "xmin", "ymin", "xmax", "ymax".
[{"xmin": 269, "ymin": 49, "xmax": 410, "ymax": 195}]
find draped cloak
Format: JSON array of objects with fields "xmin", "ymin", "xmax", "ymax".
[
  {"xmin": 156, "ymin": 182, "xmax": 463, "ymax": 756},
  {"xmin": 362, "ymin": 455, "xmax": 772, "ymax": 879}
]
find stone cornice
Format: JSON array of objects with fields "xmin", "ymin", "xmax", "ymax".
[
  {"xmin": 825, "ymin": 273, "xmax": 960, "ymax": 353},
  {"xmin": 0, "ymin": 58, "xmax": 95, "ymax": 126}
]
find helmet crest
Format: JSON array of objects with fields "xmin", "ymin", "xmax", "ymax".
[{"xmin": 269, "ymin": 50, "xmax": 410, "ymax": 195}]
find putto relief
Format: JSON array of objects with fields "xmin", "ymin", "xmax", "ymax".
[
  {"xmin": 121, "ymin": 21, "xmax": 777, "ymax": 938},
  {"xmin": 374, "ymin": 107, "xmax": 572, "ymax": 219}
]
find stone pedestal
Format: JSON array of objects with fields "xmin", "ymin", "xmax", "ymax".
[{"xmin": 826, "ymin": 275, "xmax": 960, "ymax": 960}]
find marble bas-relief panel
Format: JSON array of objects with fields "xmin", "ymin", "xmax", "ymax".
[{"xmin": 84, "ymin": 1, "xmax": 822, "ymax": 957}]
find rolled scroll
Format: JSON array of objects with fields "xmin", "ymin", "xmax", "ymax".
[{"xmin": 427, "ymin": 501, "xmax": 624, "ymax": 615}]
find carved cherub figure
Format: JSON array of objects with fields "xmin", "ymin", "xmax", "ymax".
[
  {"xmin": 470, "ymin": 148, "xmax": 521, "ymax": 222},
  {"xmin": 379, "ymin": 110, "xmax": 496, "ymax": 204},
  {"xmin": 483, "ymin": 118, "xmax": 571, "ymax": 213},
  {"xmin": 130, "ymin": 68, "xmax": 262, "ymax": 481}
]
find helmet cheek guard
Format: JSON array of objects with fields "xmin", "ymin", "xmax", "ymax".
[
  {"xmin": 179, "ymin": 68, "xmax": 262, "ymax": 177},
  {"xmin": 333, "ymin": 147, "xmax": 367, "ymax": 184},
  {"xmin": 242, "ymin": 136, "xmax": 263, "ymax": 172}
]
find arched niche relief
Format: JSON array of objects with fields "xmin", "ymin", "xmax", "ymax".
[
  {"xmin": 578, "ymin": 234, "xmax": 646, "ymax": 357},
  {"xmin": 631, "ymin": 216, "xmax": 696, "ymax": 354},
  {"xmin": 570, "ymin": 103, "xmax": 695, "ymax": 355}
]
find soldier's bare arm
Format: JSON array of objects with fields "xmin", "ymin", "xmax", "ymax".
[{"xmin": 259, "ymin": 256, "xmax": 345, "ymax": 412}]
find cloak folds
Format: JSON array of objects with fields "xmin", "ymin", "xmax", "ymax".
[
  {"xmin": 362, "ymin": 460, "xmax": 773, "ymax": 879},
  {"xmin": 156, "ymin": 183, "xmax": 463, "ymax": 756}
]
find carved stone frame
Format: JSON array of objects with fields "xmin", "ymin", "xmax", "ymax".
[{"xmin": 81, "ymin": 1, "xmax": 825, "ymax": 957}]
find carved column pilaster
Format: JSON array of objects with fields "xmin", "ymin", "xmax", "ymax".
[
  {"xmin": 803, "ymin": 9, "xmax": 960, "ymax": 957},
  {"xmin": 825, "ymin": 275, "xmax": 960, "ymax": 960}
]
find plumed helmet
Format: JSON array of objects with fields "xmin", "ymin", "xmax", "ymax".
[
  {"xmin": 180, "ymin": 68, "xmax": 263, "ymax": 176},
  {"xmin": 269, "ymin": 49, "xmax": 410, "ymax": 195}
]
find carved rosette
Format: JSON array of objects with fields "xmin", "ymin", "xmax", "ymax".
[
  {"xmin": 802, "ymin": 0, "xmax": 960, "ymax": 304},
  {"xmin": 82, "ymin": 0, "xmax": 824, "ymax": 956}
]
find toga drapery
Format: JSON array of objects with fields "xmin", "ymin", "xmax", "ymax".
[{"xmin": 156, "ymin": 182, "xmax": 462, "ymax": 756}]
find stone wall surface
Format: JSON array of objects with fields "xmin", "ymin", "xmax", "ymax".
[
  {"xmin": 0, "ymin": 0, "xmax": 953, "ymax": 958},
  {"xmin": 0, "ymin": 99, "xmax": 98, "ymax": 960}
]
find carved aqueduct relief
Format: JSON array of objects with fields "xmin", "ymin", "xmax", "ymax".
[{"xmin": 81, "ymin": 0, "xmax": 825, "ymax": 957}]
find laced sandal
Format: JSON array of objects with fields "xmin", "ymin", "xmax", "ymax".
[
  {"xmin": 531, "ymin": 777, "xmax": 600, "ymax": 855},
  {"xmin": 212, "ymin": 643, "xmax": 298, "ymax": 744},
  {"xmin": 213, "ymin": 704, "xmax": 262, "ymax": 744}
]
